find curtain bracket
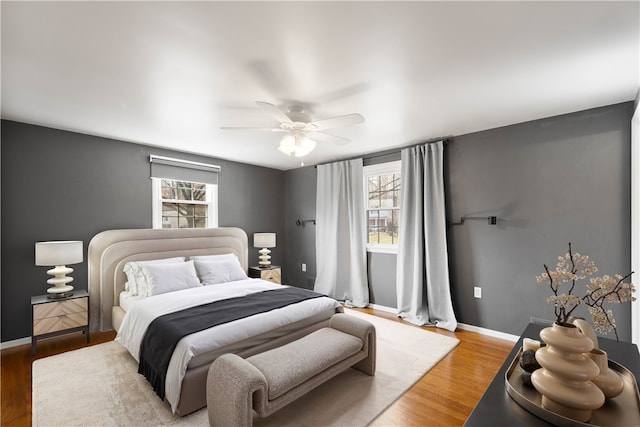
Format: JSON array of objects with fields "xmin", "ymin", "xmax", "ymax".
[{"xmin": 449, "ymin": 216, "xmax": 498, "ymax": 226}]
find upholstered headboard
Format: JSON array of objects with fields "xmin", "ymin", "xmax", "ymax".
[{"xmin": 88, "ymin": 227, "xmax": 248, "ymax": 332}]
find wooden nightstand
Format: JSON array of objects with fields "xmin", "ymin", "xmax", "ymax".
[
  {"xmin": 31, "ymin": 289, "xmax": 89, "ymax": 355},
  {"xmin": 248, "ymin": 266, "xmax": 282, "ymax": 284}
]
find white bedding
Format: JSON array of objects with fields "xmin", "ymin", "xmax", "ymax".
[
  {"xmin": 115, "ymin": 279, "xmax": 341, "ymax": 413},
  {"xmin": 119, "ymin": 291, "xmax": 143, "ymax": 312}
]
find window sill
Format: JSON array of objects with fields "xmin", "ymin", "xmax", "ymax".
[{"xmin": 366, "ymin": 245, "xmax": 398, "ymax": 255}]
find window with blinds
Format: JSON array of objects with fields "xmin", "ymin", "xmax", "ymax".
[{"xmin": 149, "ymin": 155, "xmax": 219, "ymax": 229}]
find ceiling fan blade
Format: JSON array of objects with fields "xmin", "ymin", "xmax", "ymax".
[
  {"xmin": 310, "ymin": 131, "xmax": 352, "ymax": 145},
  {"xmin": 220, "ymin": 126, "xmax": 285, "ymax": 132},
  {"xmin": 308, "ymin": 113, "xmax": 364, "ymax": 131},
  {"xmin": 255, "ymin": 101, "xmax": 293, "ymax": 124}
]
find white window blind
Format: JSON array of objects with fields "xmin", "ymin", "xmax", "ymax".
[{"xmin": 149, "ymin": 155, "xmax": 220, "ymax": 185}]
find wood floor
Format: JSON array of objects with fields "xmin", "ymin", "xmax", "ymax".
[{"xmin": 1, "ymin": 308, "xmax": 515, "ymax": 427}]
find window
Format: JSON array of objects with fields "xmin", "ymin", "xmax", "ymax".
[
  {"xmin": 152, "ymin": 178, "xmax": 218, "ymax": 229},
  {"xmin": 364, "ymin": 161, "xmax": 401, "ymax": 252}
]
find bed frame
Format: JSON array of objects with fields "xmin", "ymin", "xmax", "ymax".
[
  {"xmin": 87, "ymin": 227, "xmax": 336, "ymax": 415},
  {"xmin": 88, "ymin": 227, "xmax": 249, "ymax": 333}
]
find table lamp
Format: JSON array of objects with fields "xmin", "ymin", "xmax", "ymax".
[
  {"xmin": 253, "ymin": 233, "xmax": 276, "ymax": 267},
  {"xmin": 35, "ymin": 241, "xmax": 83, "ymax": 298}
]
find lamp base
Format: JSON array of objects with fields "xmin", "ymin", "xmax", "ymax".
[
  {"xmin": 47, "ymin": 283, "xmax": 74, "ymax": 296},
  {"xmin": 47, "ymin": 291, "xmax": 74, "ymax": 299},
  {"xmin": 258, "ymin": 248, "xmax": 272, "ymax": 267},
  {"xmin": 45, "ymin": 265, "xmax": 74, "ymax": 298}
]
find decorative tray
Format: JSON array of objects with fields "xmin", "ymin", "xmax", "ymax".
[{"xmin": 505, "ymin": 348, "xmax": 640, "ymax": 427}]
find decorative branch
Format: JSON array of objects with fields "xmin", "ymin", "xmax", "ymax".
[{"xmin": 537, "ymin": 243, "xmax": 635, "ymax": 340}]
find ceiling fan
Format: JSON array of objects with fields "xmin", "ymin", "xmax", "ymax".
[{"xmin": 221, "ymin": 101, "xmax": 364, "ymax": 161}]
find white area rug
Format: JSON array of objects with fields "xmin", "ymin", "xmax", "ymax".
[{"xmin": 32, "ymin": 309, "xmax": 459, "ymax": 426}]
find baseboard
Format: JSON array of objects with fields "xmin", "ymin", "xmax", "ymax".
[
  {"xmin": 366, "ymin": 303, "xmax": 519, "ymax": 342},
  {"xmin": 2, "ymin": 311, "xmax": 518, "ymax": 351},
  {"xmin": 367, "ymin": 303, "xmax": 397, "ymax": 314},
  {"xmin": 456, "ymin": 323, "xmax": 519, "ymax": 342},
  {"xmin": 1, "ymin": 336, "xmax": 30, "ymax": 350}
]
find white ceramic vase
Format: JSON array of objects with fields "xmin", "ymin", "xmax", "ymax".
[
  {"xmin": 531, "ymin": 323, "xmax": 605, "ymax": 422},
  {"xmin": 570, "ymin": 317, "xmax": 599, "ymax": 349},
  {"xmin": 586, "ymin": 348, "xmax": 624, "ymax": 399}
]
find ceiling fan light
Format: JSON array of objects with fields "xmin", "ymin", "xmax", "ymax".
[
  {"xmin": 222, "ymin": 101, "xmax": 361, "ymax": 163},
  {"xmin": 277, "ymin": 145, "xmax": 293, "ymax": 156},
  {"xmin": 278, "ymin": 134, "xmax": 296, "ymax": 156},
  {"xmin": 278, "ymin": 132, "xmax": 317, "ymax": 158},
  {"xmin": 294, "ymin": 136, "xmax": 316, "ymax": 157}
]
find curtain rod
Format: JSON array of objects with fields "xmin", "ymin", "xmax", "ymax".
[
  {"xmin": 149, "ymin": 154, "xmax": 221, "ymax": 172},
  {"xmin": 314, "ymin": 136, "xmax": 453, "ymax": 168},
  {"xmin": 362, "ymin": 136, "xmax": 453, "ymax": 161}
]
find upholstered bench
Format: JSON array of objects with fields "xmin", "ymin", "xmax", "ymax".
[{"xmin": 206, "ymin": 313, "xmax": 376, "ymax": 427}]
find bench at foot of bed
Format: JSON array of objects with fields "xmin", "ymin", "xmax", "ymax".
[{"xmin": 206, "ymin": 313, "xmax": 376, "ymax": 427}]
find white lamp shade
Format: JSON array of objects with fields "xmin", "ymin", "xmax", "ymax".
[
  {"xmin": 278, "ymin": 133, "xmax": 316, "ymax": 158},
  {"xmin": 253, "ymin": 233, "xmax": 276, "ymax": 248},
  {"xmin": 278, "ymin": 134, "xmax": 296, "ymax": 156},
  {"xmin": 35, "ymin": 241, "xmax": 83, "ymax": 266},
  {"xmin": 294, "ymin": 136, "xmax": 316, "ymax": 158}
]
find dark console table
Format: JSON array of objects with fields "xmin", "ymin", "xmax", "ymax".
[{"xmin": 464, "ymin": 323, "xmax": 640, "ymax": 426}]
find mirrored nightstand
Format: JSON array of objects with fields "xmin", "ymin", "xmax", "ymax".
[
  {"xmin": 31, "ymin": 289, "xmax": 89, "ymax": 355},
  {"xmin": 248, "ymin": 266, "xmax": 281, "ymax": 284}
]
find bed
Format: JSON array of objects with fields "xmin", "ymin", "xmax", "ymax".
[{"xmin": 88, "ymin": 227, "xmax": 342, "ymax": 416}]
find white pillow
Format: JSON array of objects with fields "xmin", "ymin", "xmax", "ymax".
[
  {"xmin": 194, "ymin": 258, "xmax": 248, "ymax": 286},
  {"xmin": 190, "ymin": 253, "xmax": 238, "ymax": 262},
  {"xmin": 123, "ymin": 257, "xmax": 185, "ymax": 296},
  {"xmin": 141, "ymin": 260, "xmax": 202, "ymax": 296}
]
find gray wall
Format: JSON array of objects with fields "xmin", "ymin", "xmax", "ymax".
[
  {"xmin": 1, "ymin": 120, "xmax": 284, "ymax": 342},
  {"xmin": 367, "ymin": 253, "xmax": 396, "ymax": 307},
  {"xmin": 448, "ymin": 102, "xmax": 633, "ymax": 339},
  {"xmin": 2, "ymin": 101, "xmax": 634, "ymax": 342},
  {"xmin": 282, "ymin": 166, "xmax": 317, "ymax": 289},
  {"xmin": 281, "ymin": 102, "xmax": 634, "ymax": 340}
]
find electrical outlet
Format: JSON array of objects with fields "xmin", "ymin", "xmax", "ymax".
[
  {"xmin": 474, "ymin": 286, "xmax": 482, "ymax": 298},
  {"xmin": 301, "ymin": 263, "xmax": 306, "ymax": 272}
]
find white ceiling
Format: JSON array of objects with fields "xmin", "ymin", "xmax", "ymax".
[{"xmin": 2, "ymin": 1, "xmax": 638, "ymax": 170}]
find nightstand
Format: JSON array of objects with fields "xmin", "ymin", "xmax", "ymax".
[
  {"xmin": 248, "ymin": 266, "xmax": 282, "ymax": 284},
  {"xmin": 31, "ymin": 289, "xmax": 89, "ymax": 355}
]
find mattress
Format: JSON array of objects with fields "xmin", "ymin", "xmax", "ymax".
[
  {"xmin": 119, "ymin": 291, "xmax": 143, "ymax": 312},
  {"xmin": 115, "ymin": 279, "xmax": 341, "ymax": 412}
]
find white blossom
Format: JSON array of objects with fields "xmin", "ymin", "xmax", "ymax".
[{"xmin": 538, "ymin": 243, "xmax": 635, "ymax": 340}]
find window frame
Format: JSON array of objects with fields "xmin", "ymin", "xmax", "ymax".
[
  {"xmin": 363, "ymin": 160, "xmax": 401, "ymax": 254},
  {"xmin": 152, "ymin": 178, "xmax": 218, "ymax": 229}
]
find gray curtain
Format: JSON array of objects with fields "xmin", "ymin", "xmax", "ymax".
[
  {"xmin": 396, "ymin": 141, "xmax": 457, "ymax": 331},
  {"xmin": 314, "ymin": 159, "xmax": 369, "ymax": 307}
]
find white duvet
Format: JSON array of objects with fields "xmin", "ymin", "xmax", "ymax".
[{"xmin": 115, "ymin": 279, "xmax": 340, "ymax": 413}]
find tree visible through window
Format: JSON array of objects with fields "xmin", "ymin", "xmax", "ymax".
[
  {"xmin": 365, "ymin": 162, "xmax": 401, "ymax": 246},
  {"xmin": 160, "ymin": 180, "xmax": 209, "ymax": 228},
  {"xmin": 152, "ymin": 178, "xmax": 217, "ymax": 229}
]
